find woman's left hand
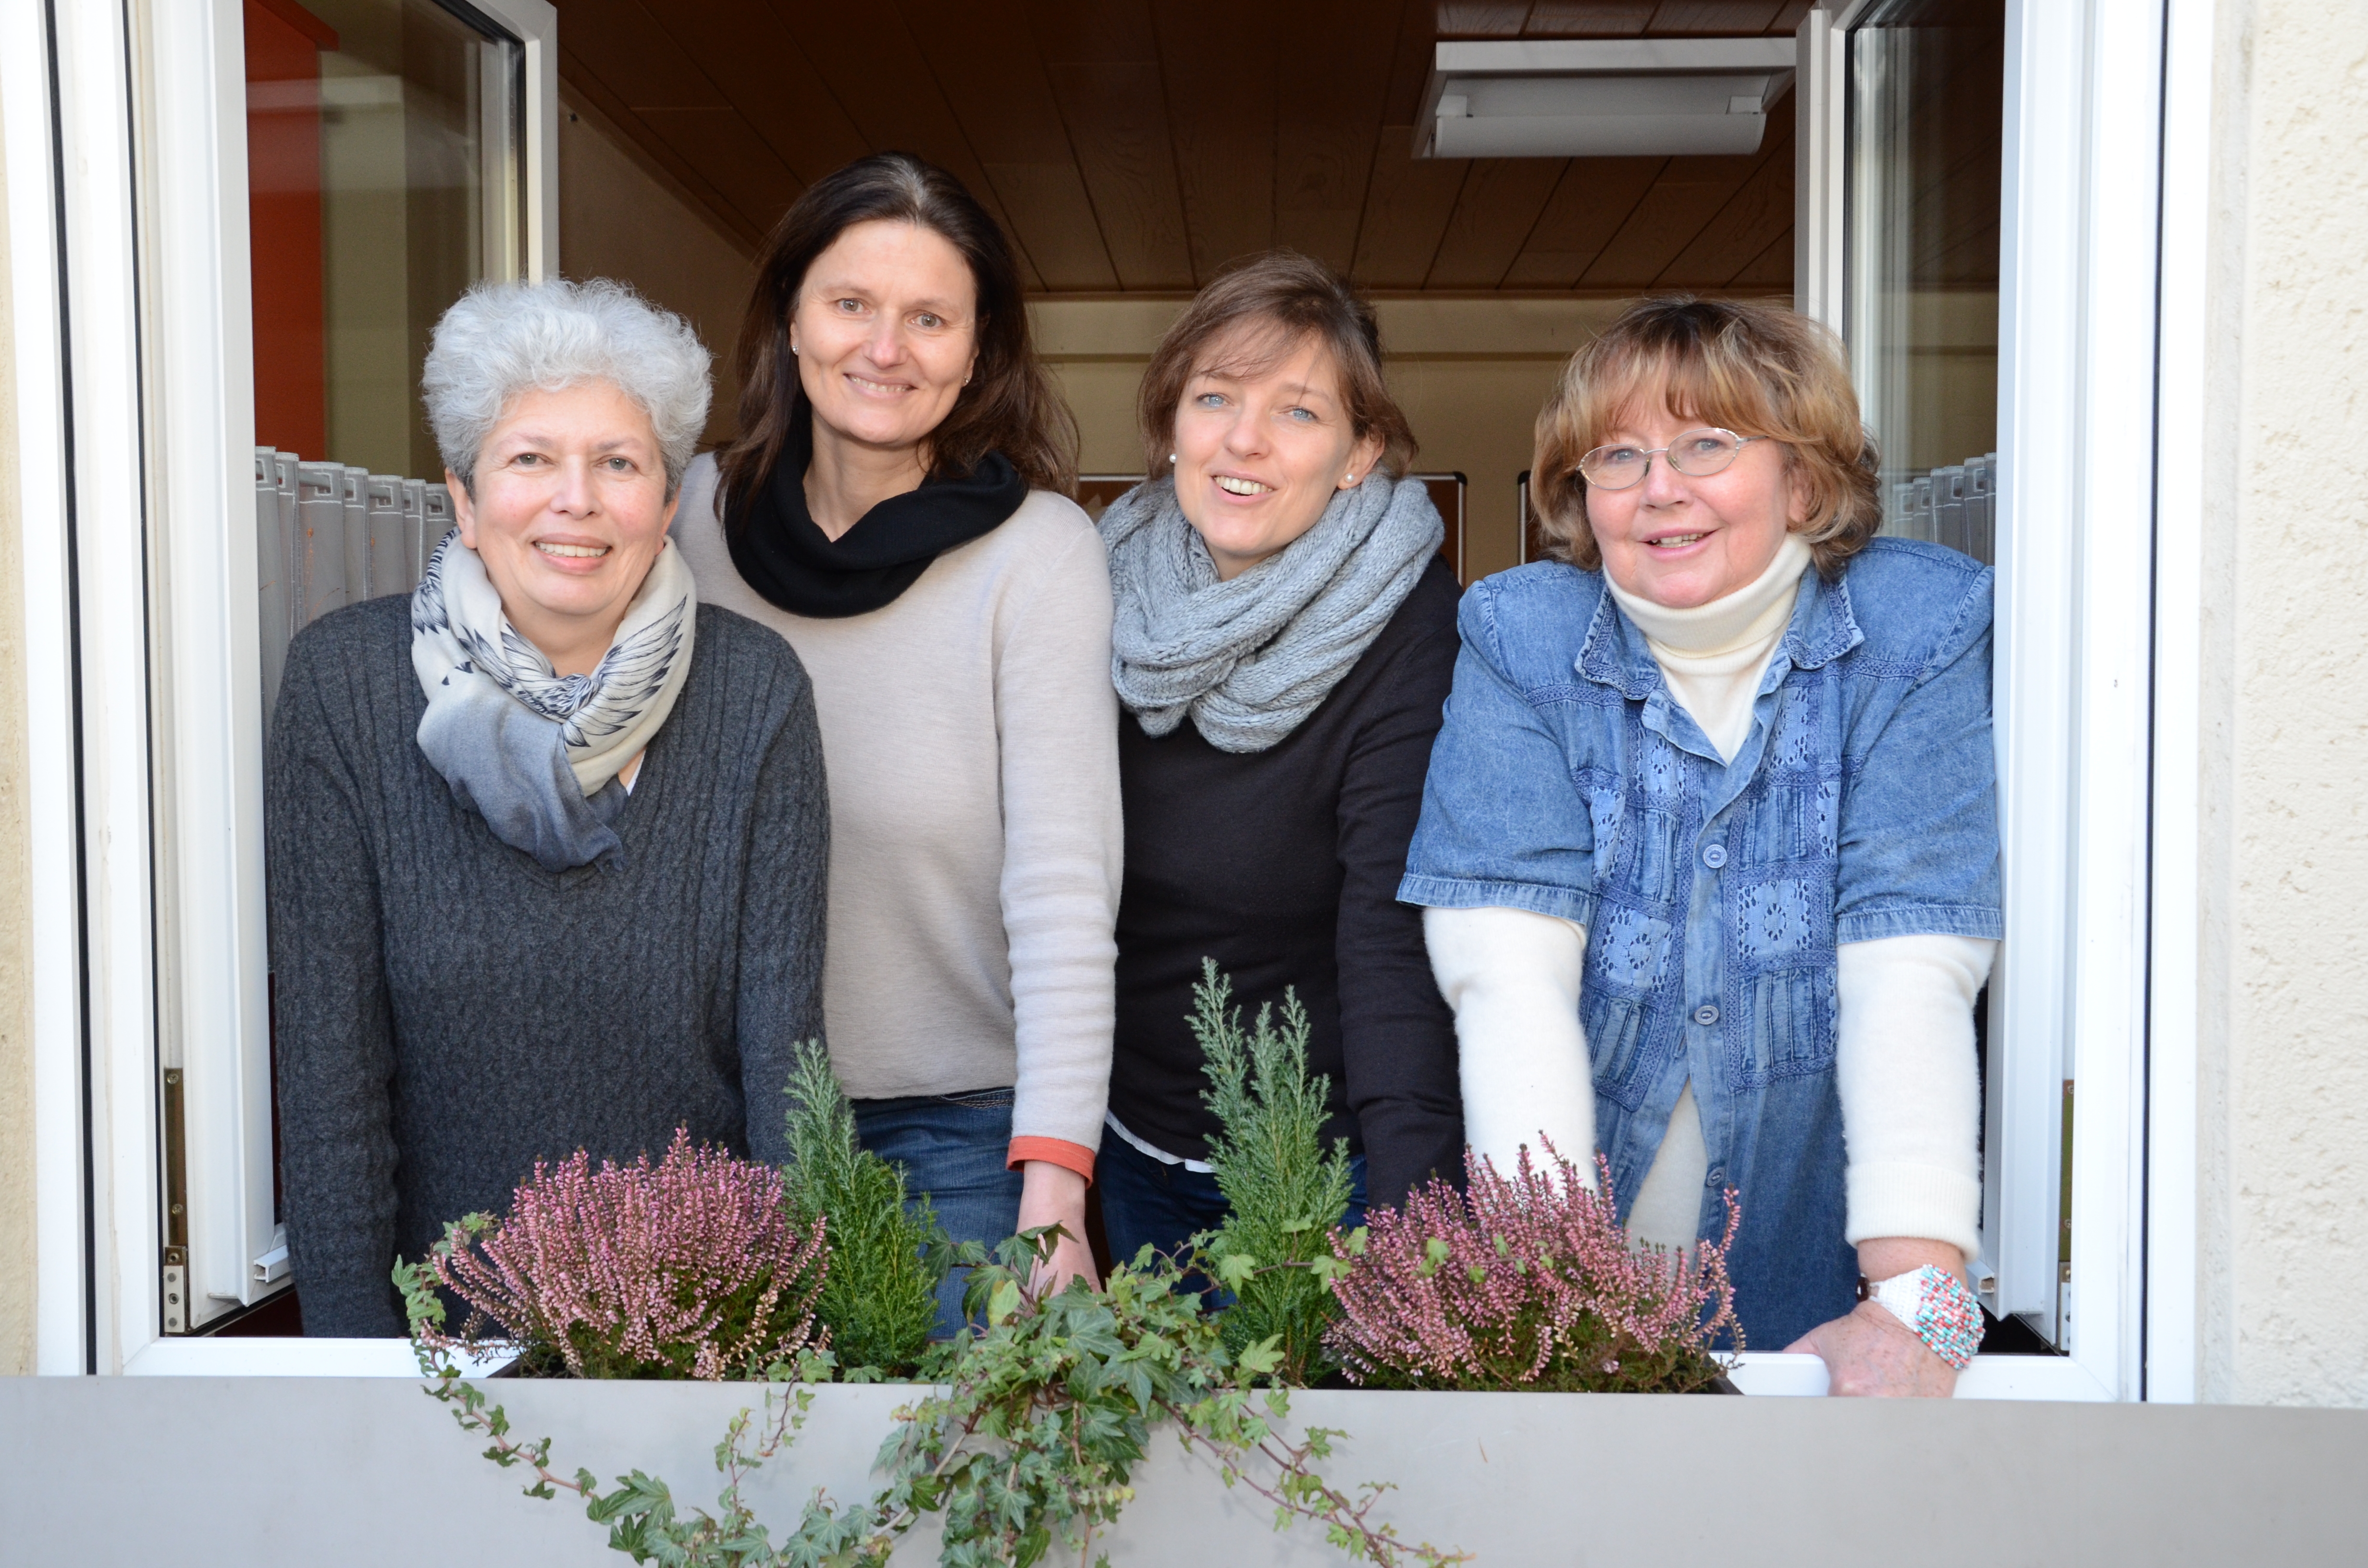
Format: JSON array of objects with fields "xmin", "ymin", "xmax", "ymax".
[
  {"xmin": 1017, "ymin": 1160, "xmax": 1101, "ymax": 1295},
  {"xmin": 1784, "ymin": 1300, "xmax": 1960, "ymax": 1396},
  {"xmin": 1785, "ymin": 1237, "xmax": 1966, "ymax": 1396}
]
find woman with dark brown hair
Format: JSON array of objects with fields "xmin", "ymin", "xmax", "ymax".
[
  {"xmin": 1093, "ymin": 252, "xmax": 1463, "ymax": 1273},
  {"xmin": 671, "ymin": 153, "xmax": 1114, "ymax": 1321}
]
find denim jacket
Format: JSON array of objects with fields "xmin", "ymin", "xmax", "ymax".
[{"xmin": 1400, "ymin": 539, "xmax": 2001, "ymax": 1347}]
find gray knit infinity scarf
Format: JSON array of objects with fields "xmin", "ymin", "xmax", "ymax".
[
  {"xmin": 411, "ymin": 529, "xmax": 696, "ymax": 871},
  {"xmin": 1098, "ymin": 472, "xmax": 1443, "ymax": 753}
]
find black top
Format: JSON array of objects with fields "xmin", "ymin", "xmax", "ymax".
[
  {"xmin": 265, "ymin": 597, "xmax": 830, "ymax": 1336},
  {"xmin": 725, "ymin": 405, "xmax": 1028, "ymax": 617},
  {"xmin": 1108, "ymin": 554, "xmax": 1465, "ymax": 1210}
]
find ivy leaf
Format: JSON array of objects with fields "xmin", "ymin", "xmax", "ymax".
[
  {"xmin": 1213, "ymin": 1252, "xmax": 1260, "ymax": 1291},
  {"xmin": 987, "ymin": 1278, "xmax": 1023, "ymax": 1326},
  {"xmin": 1235, "ymin": 1336, "xmax": 1285, "ymax": 1379}
]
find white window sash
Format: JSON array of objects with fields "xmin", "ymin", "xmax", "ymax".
[
  {"xmin": 1796, "ymin": 0, "xmax": 2174, "ymax": 1400},
  {"xmin": 6, "ymin": 0, "xmax": 555, "ymax": 1373}
]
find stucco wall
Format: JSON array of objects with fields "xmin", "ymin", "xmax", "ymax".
[
  {"xmin": 0, "ymin": 93, "xmax": 36, "ymax": 1377},
  {"xmin": 2195, "ymin": 0, "xmax": 2368, "ymax": 1406}
]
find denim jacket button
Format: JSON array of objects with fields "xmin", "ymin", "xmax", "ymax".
[
  {"xmin": 1693, "ymin": 1004, "xmax": 1720, "ymax": 1026},
  {"xmin": 1706, "ymin": 1166, "xmax": 1727, "ymax": 1188},
  {"xmin": 1702, "ymin": 844, "xmax": 1728, "ymax": 869}
]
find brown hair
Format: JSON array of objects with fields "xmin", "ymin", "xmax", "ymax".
[
  {"xmin": 1531, "ymin": 295, "xmax": 1881, "ymax": 577},
  {"xmin": 1136, "ymin": 251, "xmax": 1417, "ymax": 480},
  {"xmin": 717, "ymin": 152, "xmax": 1078, "ymax": 519}
]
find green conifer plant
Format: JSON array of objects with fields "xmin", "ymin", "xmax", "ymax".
[
  {"xmin": 777, "ymin": 1039, "xmax": 946, "ymax": 1377},
  {"xmin": 1192, "ymin": 961, "xmax": 1357, "ymax": 1386}
]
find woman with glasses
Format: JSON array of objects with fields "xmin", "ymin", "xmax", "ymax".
[{"xmin": 1403, "ymin": 296, "xmax": 2000, "ymax": 1395}]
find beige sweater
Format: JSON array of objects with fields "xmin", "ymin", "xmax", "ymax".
[{"xmin": 672, "ymin": 455, "xmax": 1121, "ymax": 1159}]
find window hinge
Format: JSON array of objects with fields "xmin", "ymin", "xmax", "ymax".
[
  {"xmin": 162, "ymin": 1247, "xmax": 189, "ymax": 1335},
  {"xmin": 161, "ymin": 1068, "xmax": 191, "ymax": 1335}
]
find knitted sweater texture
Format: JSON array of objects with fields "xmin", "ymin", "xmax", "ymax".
[{"xmin": 265, "ymin": 596, "xmax": 829, "ymax": 1336}]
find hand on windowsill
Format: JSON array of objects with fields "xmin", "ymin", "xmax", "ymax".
[
  {"xmin": 1017, "ymin": 1160, "xmax": 1100, "ymax": 1296},
  {"xmin": 1784, "ymin": 1237, "xmax": 1967, "ymax": 1397},
  {"xmin": 1785, "ymin": 1299, "xmax": 1960, "ymax": 1397}
]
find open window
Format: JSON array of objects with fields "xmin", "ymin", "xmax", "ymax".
[
  {"xmin": 11, "ymin": 0, "xmax": 2164, "ymax": 1390},
  {"xmin": 153, "ymin": 0, "xmax": 558, "ymax": 1340}
]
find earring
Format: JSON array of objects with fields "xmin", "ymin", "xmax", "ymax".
[{"xmin": 1168, "ymin": 453, "xmax": 1178, "ymax": 465}]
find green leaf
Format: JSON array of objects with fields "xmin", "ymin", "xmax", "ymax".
[
  {"xmin": 1212, "ymin": 1252, "xmax": 1259, "ymax": 1290},
  {"xmin": 1234, "ymin": 1336, "xmax": 1285, "ymax": 1379},
  {"xmin": 987, "ymin": 1278, "xmax": 1023, "ymax": 1326}
]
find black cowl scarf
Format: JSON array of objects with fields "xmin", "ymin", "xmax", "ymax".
[{"xmin": 725, "ymin": 405, "xmax": 1028, "ymax": 618}]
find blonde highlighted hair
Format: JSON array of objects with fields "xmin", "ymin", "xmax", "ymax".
[{"xmin": 1531, "ymin": 296, "xmax": 1881, "ymax": 577}]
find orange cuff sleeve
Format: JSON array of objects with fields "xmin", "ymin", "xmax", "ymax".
[{"xmin": 1008, "ymin": 1136, "xmax": 1097, "ymax": 1185}]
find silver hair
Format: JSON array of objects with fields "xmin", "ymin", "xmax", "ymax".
[{"xmin": 422, "ymin": 277, "xmax": 712, "ymax": 499}]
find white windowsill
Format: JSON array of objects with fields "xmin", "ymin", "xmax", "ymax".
[
  {"xmin": 124, "ymin": 1338, "xmax": 513, "ymax": 1378},
  {"xmin": 118, "ymin": 1341, "xmax": 2109, "ymax": 1398}
]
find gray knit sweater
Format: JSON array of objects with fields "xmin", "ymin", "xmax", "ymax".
[{"xmin": 266, "ymin": 596, "xmax": 829, "ymax": 1337}]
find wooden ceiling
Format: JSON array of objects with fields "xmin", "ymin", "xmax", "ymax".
[{"xmin": 553, "ymin": 0, "xmax": 1806, "ymax": 295}]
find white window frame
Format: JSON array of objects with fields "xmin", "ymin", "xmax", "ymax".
[
  {"xmin": 12, "ymin": 0, "xmax": 2187, "ymax": 1395},
  {"xmin": 5, "ymin": 0, "xmax": 555, "ymax": 1373},
  {"xmin": 1801, "ymin": 0, "xmax": 2184, "ymax": 1402}
]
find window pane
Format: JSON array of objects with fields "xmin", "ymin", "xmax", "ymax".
[
  {"xmin": 246, "ymin": 0, "xmax": 524, "ymax": 481},
  {"xmin": 1845, "ymin": 0, "xmax": 2005, "ymax": 563},
  {"xmin": 239, "ymin": 0, "xmax": 524, "ymax": 1284}
]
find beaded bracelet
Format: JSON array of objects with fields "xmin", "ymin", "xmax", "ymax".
[{"xmin": 1862, "ymin": 1265, "xmax": 1982, "ymax": 1370}]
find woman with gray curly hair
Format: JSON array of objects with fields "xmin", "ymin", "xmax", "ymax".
[{"xmin": 266, "ymin": 278, "xmax": 829, "ymax": 1337}]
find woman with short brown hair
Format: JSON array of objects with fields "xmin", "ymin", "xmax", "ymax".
[
  {"xmin": 1405, "ymin": 294, "xmax": 2000, "ymax": 1395},
  {"xmin": 671, "ymin": 153, "xmax": 1114, "ymax": 1319},
  {"xmin": 1094, "ymin": 252, "xmax": 1463, "ymax": 1271}
]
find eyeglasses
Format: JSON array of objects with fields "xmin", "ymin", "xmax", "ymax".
[{"xmin": 1578, "ymin": 428, "xmax": 1764, "ymax": 490}]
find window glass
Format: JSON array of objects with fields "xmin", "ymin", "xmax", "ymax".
[
  {"xmin": 1845, "ymin": 0, "xmax": 2005, "ymax": 562},
  {"xmin": 246, "ymin": 0, "xmax": 524, "ymax": 481},
  {"xmin": 237, "ymin": 0, "xmax": 523, "ymax": 1326}
]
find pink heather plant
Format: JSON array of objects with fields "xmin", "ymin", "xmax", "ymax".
[
  {"xmin": 415, "ymin": 1128, "xmax": 828, "ymax": 1381},
  {"xmin": 1324, "ymin": 1139, "xmax": 1741, "ymax": 1395}
]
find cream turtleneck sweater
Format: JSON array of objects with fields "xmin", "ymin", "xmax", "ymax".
[{"xmin": 1426, "ymin": 538, "xmax": 1993, "ymax": 1263}]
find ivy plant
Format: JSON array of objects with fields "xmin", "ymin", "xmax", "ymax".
[{"xmin": 404, "ymin": 1229, "xmax": 1466, "ymax": 1568}]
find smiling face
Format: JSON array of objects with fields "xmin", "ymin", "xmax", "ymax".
[
  {"xmin": 790, "ymin": 218, "xmax": 980, "ymax": 461},
  {"xmin": 451, "ymin": 379, "xmax": 678, "ymax": 676},
  {"xmin": 1170, "ymin": 327, "xmax": 1385, "ymax": 582},
  {"xmin": 1583, "ymin": 392, "xmax": 1809, "ymax": 609}
]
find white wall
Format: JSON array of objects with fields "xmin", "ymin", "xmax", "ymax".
[
  {"xmin": 0, "ymin": 86, "xmax": 34, "ymax": 1378},
  {"xmin": 556, "ymin": 87, "xmax": 754, "ymax": 448},
  {"xmin": 2193, "ymin": 0, "xmax": 2368, "ymax": 1406}
]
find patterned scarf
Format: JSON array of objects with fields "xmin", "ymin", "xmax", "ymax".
[{"xmin": 410, "ymin": 529, "xmax": 696, "ymax": 870}]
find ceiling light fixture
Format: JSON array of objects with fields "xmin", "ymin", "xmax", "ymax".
[{"xmin": 1417, "ymin": 37, "xmax": 1800, "ymax": 159}]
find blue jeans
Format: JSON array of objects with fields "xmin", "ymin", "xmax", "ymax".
[
  {"xmin": 1098, "ymin": 1134, "xmax": 1368, "ymax": 1304},
  {"xmin": 852, "ymin": 1089, "xmax": 1024, "ymax": 1338}
]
